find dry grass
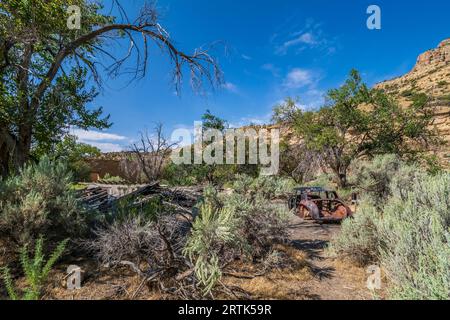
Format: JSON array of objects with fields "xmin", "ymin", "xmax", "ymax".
[{"xmin": 222, "ymin": 245, "xmax": 313, "ymax": 300}]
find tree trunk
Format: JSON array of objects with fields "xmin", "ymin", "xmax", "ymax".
[
  {"xmin": 0, "ymin": 131, "xmax": 18, "ymax": 178},
  {"xmin": 16, "ymin": 124, "xmax": 32, "ymax": 166},
  {"xmin": 330, "ymin": 164, "xmax": 348, "ymax": 188},
  {"xmin": 337, "ymin": 173, "xmax": 348, "ymax": 188},
  {"xmin": 0, "ymin": 139, "xmax": 11, "ymax": 178},
  {"xmin": 0, "ymin": 126, "xmax": 31, "ymax": 178}
]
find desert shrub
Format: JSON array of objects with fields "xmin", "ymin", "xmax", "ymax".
[
  {"xmin": 184, "ymin": 183, "xmax": 290, "ymax": 295},
  {"xmin": 98, "ymin": 173, "xmax": 127, "ymax": 184},
  {"xmin": 0, "ymin": 157, "xmax": 90, "ymax": 254},
  {"xmin": 162, "ymin": 162, "xmax": 259, "ymax": 187},
  {"xmin": 236, "ymin": 202, "xmax": 290, "ymax": 259},
  {"xmin": 184, "ymin": 203, "xmax": 239, "ymax": 294},
  {"xmin": 304, "ymin": 173, "xmax": 334, "ymax": 189},
  {"xmin": 111, "ymin": 196, "xmax": 163, "ymax": 224},
  {"xmin": 87, "ymin": 215, "xmax": 189, "ymax": 273},
  {"xmin": 232, "ymin": 175, "xmax": 295, "ymax": 200},
  {"xmin": 349, "ymin": 154, "xmax": 426, "ymax": 205},
  {"xmin": 377, "ymin": 173, "xmax": 450, "ymax": 299},
  {"xmin": 221, "ymin": 192, "xmax": 254, "ymax": 215},
  {"xmin": 2, "ymin": 236, "xmax": 68, "ymax": 300},
  {"xmin": 223, "ymin": 185, "xmax": 291, "ymax": 260},
  {"xmin": 401, "ymin": 89, "xmax": 414, "ymax": 97},
  {"xmin": 232, "ymin": 174, "xmax": 254, "ymax": 194},
  {"xmin": 329, "ymin": 201, "xmax": 380, "ymax": 266},
  {"xmin": 331, "ymin": 164, "xmax": 450, "ymax": 299},
  {"xmin": 161, "ymin": 163, "xmax": 205, "ymax": 186},
  {"xmin": 335, "ymin": 188, "xmax": 353, "ymax": 201}
]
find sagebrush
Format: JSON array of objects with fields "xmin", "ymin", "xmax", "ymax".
[{"xmin": 331, "ymin": 155, "xmax": 450, "ymax": 300}]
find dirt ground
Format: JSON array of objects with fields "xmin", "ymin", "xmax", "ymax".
[
  {"xmin": 1, "ymin": 215, "xmax": 373, "ymax": 300},
  {"xmin": 286, "ymin": 215, "xmax": 372, "ymax": 300}
]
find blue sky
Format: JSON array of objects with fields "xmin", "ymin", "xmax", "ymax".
[{"xmin": 73, "ymin": 0, "xmax": 450, "ymax": 152}]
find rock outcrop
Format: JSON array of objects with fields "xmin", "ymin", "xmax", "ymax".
[{"xmin": 376, "ymin": 38, "xmax": 450, "ymax": 166}]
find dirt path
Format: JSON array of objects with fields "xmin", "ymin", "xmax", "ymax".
[{"xmin": 288, "ymin": 215, "xmax": 372, "ymax": 300}]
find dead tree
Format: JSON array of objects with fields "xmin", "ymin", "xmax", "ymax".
[
  {"xmin": 131, "ymin": 123, "xmax": 178, "ymax": 183},
  {"xmin": 280, "ymin": 142, "xmax": 323, "ymax": 183}
]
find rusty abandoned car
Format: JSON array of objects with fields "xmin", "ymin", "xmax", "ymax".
[{"xmin": 288, "ymin": 187, "xmax": 353, "ymax": 223}]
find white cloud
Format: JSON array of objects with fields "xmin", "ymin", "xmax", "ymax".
[
  {"xmin": 274, "ymin": 19, "xmax": 335, "ymax": 56},
  {"xmin": 283, "ymin": 68, "xmax": 314, "ymax": 89},
  {"xmin": 71, "ymin": 129, "xmax": 127, "ymax": 141},
  {"xmin": 229, "ymin": 113, "xmax": 272, "ymax": 128},
  {"xmin": 261, "ymin": 63, "xmax": 281, "ymax": 77},
  {"xmin": 71, "ymin": 129, "xmax": 129, "ymax": 153},
  {"xmin": 283, "ymin": 32, "xmax": 316, "ymax": 48},
  {"xmin": 87, "ymin": 142, "xmax": 124, "ymax": 153},
  {"xmin": 241, "ymin": 54, "xmax": 252, "ymax": 60},
  {"xmin": 303, "ymin": 89, "xmax": 325, "ymax": 109},
  {"xmin": 222, "ymin": 82, "xmax": 239, "ymax": 94}
]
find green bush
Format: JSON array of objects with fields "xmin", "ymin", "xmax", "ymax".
[
  {"xmin": 331, "ymin": 162, "xmax": 450, "ymax": 300},
  {"xmin": 99, "ymin": 173, "xmax": 126, "ymax": 184},
  {"xmin": 329, "ymin": 201, "xmax": 380, "ymax": 266},
  {"xmin": 184, "ymin": 182, "xmax": 290, "ymax": 295},
  {"xmin": 2, "ymin": 236, "xmax": 68, "ymax": 300},
  {"xmin": 349, "ymin": 154, "xmax": 426, "ymax": 206},
  {"xmin": 184, "ymin": 203, "xmax": 239, "ymax": 295},
  {"xmin": 232, "ymin": 175, "xmax": 295, "ymax": 200},
  {"xmin": 0, "ymin": 157, "xmax": 89, "ymax": 254},
  {"xmin": 378, "ymin": 173, "xmax": 450, "ymax": 299},
  {"xmin": 304, "ymin": 173, "xmax": 334, "ymax": 189}
]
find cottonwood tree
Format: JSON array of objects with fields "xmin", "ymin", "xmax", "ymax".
[
  {"xmin": 0, "ymin": 0, "xmax": 222, "ymax": 177},
  {"xmin": 291, "ymin": 70, "xmax": 439, "ymax": 187}
]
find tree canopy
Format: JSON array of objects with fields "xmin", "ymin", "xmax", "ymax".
[
  {"xmin": 279, "ymin": 70, "xmax": 439, "ymax": 187},
  {"xmin": 0, "ymin": 0, "xmax": 222, "ymax": 177}
]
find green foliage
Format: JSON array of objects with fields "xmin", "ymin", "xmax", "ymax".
[
  {"xmin": 184, "ymin": 203, "xmax": 238, "ymax": 295},
  {"xmin": 0, "ymin": 156, "xmax": 89, "ymax": 254},
  {"xmin": 112, "ymin": 196, "xmax": 163, "ymax": 224},
  {"xmin": 0, "ymin": 1, "xmax": 112, "ymax": 151},
  {"xmin": 184, "ymin": 179, "xmax": 291, "ymax": 295},
  {"xmin": 304, "ymin": 173, "xmax": 334, "ymax": 189},
  {"xmin": 232, "ymin": 174, "xmax": 296, "ymax": 200},
  {"xmin": 378, "ymin": 173, "xmax": 450, "ymax": 299},
  {"xmin": 348, "ymin": 154, "xmax": 442, "ymax": 205},
  {"xmin": 2, "ymin": 236, "xmax": 68, "ymax": 300},
  {"xmin": 231, "ymin": 174, "xmax": 255, "ymax": 194},
  {"xmin": 202, "ymin": 110, "xmax": 228, "ymax": 131},
  {"xmin": 350, "ymin": 154, "xmax": 418, "ymax": 205},
  {"xmin": 271, "ymin": 97, "xmax": 301, "ymax": 124},
  {"xmin": 40, "ymin": 135, "xmax": 101, "ymax": 182},
  {"xmin": 2, "ymin": 265, "xmax": 18, "ymax": 300},
  {"xmin": 162, "ymin": 160, "xmax": 259, "ymax": 187},
  {"xmin": 99, "ymin": 173, "xmax": 126, "ymax": 184},
  {"xmin": 329, "ymin": 201, "xmax": 380, "ymax": 266},
  {"xmin": 288, "ymin": 70, "xmax": 439, "ymax": 187},
  {"xmin": 163, "ymin": 109, "xmax": 262, "ymax": 187},
  {"xmin": 162, "ymin": 163, "xmax": 200, "ymax": 186},
  {"xmin": 401, "ymin": 89, "xmax": 414, "ymax": 97},
  {"xmin": 331, "ymin": 160, "xmax": 450, "ymax": 300}
]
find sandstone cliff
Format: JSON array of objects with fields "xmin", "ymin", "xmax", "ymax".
[{"xmin": 376, "ymin": 38, "xmax": 450, "ymax": 166}]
